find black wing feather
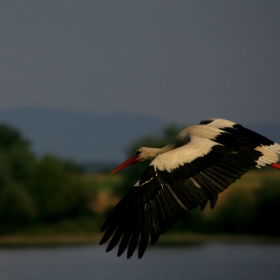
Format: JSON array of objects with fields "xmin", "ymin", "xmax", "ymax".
[
  {"xmin": 148, "ymin": 201, "xmax": 161, "ymax": 245},
  {"xmin": 138, "ymin": 205, "xmax": 151, "ymax": 258}
]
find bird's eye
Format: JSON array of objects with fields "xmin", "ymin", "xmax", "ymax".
[{"xmin": 135, "ymin": 151, "xmax": 141, "ymax": 156}]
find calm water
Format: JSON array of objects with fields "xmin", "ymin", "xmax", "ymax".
[{"xmin": 0, "ymin": 243, "xmax": 280, "ymax": 280}]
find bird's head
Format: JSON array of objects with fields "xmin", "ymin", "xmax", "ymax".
[{"xmin": 111, "ymin": 147, "xmax": 158, "ymax": 173}]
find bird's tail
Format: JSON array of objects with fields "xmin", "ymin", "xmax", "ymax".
[{"xmin": 255, "ymin": 142, "xmax": 280, "ymax": 169}]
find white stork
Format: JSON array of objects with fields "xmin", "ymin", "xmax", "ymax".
[{"xmin": 99, "ymin": 118, "xmax": 280, "ymax": 259}]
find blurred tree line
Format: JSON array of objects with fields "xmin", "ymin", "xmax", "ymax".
[
  {"xmin": 0, "ymin": 122, "xmax": 279, "ymax": 236},
  {"xmin": 0, "ymin": 123, "xmax": 92, "ymax": 233}
]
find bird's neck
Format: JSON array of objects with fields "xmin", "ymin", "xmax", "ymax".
[{"xmin": 144, "ymin": 144, "xmax": 176, "ymax": 159}]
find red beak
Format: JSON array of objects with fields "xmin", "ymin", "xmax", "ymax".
[{"xmin": 111, "ymin": 155, "xmax": 140, "ymax": 173}]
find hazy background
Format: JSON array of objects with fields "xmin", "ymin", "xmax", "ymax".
[{"xmin": 1, "ymin": 1, "xmax": 280, "ymax": 161}]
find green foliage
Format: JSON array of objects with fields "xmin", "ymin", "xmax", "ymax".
[
  {"xmin": 0, "ymin": 124, "xmax": 35, "ymax": 188},
  {"xmin": 31, "ymin": 155, "xmax": 91, "ymax": 222},
  {"xmin": 251, "ymin": 178, "xmax": 280, "ymax": 235},
  {"xmin": 0, "ymin": 124, "xmax": 37, "ymax": 231},
  {"xmin": 207, "ymin": 190, "xmax": 256, "ymax": 233},
  {"xmin": 0, "ymin": 124, "xmax": 30, "ymax": 151},
  {"xmin": 188, "ymin": 177, "xmax": 280, "ymax": 235},
  {"xmin": 32, "ymin": 155, "xmax": 71, "ymax": 221},
  {"xmin": 0, "ymin": 123, "xmax": 94, "ymax": 233},
  {"xmin": 0, "ymin": 183, "xmax": 37, "ymax": 232}
]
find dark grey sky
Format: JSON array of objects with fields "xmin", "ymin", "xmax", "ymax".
[{"xmin": 1, "ymin": 1, "xmax": 280, "ymax": 124}]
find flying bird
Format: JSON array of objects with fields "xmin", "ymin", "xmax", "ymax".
[{"xmin": 99, "ymin": 118, "xmax": 280, "ymax": 259}]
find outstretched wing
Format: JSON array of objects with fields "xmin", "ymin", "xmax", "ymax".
[{"xmin": 99, "ymin": 127, "xmax": 264, "ymax": 259}]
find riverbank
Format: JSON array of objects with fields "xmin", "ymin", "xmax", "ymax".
[{"xmin": 1, "ymin": 232, "xmax": 279, "ymax": 248}]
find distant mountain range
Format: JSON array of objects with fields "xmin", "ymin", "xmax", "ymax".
[{"xmin": 1, "ymin": 107, "xmax": 280, "ymax": 165}]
